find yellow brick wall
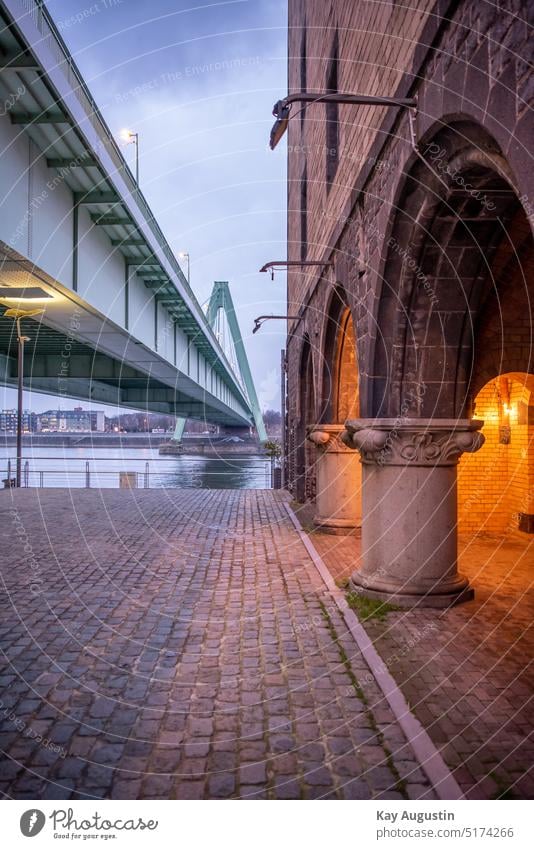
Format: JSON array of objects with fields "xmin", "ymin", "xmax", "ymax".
[{"xmin": 458, "ymin": 376, "xmax": 533, "ymax": 535}]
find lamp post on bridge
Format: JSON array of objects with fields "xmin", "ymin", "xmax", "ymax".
[
  {"xmin": 178, "ymin": 251, "xmax": 190, "ymax": 284},
  {"xmin": 4, "ymin": 308, "xmax": 44, "ymax": 487},
  {"xmin": 120, "ymin": 128, "xmax": 139, "ymax": 184}
]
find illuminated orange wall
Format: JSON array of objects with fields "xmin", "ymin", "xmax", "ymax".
[{"xmin": 458, "ymin": 375, "xmax": 533, "ymax": 535}]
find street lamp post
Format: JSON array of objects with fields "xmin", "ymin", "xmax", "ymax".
[
  {"xmin": 4, "ymin": 308, "xmax": 44, "ymax": 487},
  {"xmin": 178, "ymin": 251, "xmax": 190, "ymax": 284},
  {"xmin": 120, "ymin": 129, "xmax": 139, "ymax": 184},
  {"xmin": 16, "ymin": 322, "xmax": 29, "ymax": 488}
]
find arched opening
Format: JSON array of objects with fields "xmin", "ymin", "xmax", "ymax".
[
  {"xmin": 292, "ymin": 335, "xmax": 316, "ymax": 502},
  {"xmin": 370, "ymin": 120, "xmax": 533, "ymax": 421},
  {"xmin": 459, "ymin": 373, "xmax": 534, "ymax": 536},
  {"xmin": 321, "ymin": 288, "xmax": 359, "ymax": 423},
  {"xmin": 335, "ymin": 309, "xmax": 359, "ymax": 421},
  {"xmin": 354, "ymin": 119, "xmax": 533, "ymax": 605}
]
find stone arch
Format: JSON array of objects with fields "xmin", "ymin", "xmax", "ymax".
[
  {"xmin": 320, "ymin": 285, "xmax": 359, "ymax": 424},
  {"xmin": 369, "ymin": 118, "xmax": 533, "ymax": 420}
]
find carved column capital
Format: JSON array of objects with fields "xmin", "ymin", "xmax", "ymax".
[
  {"xmin": 307, "ymin": 423, "xmax": 353, "ymax": 453},
  {"xmin": 341, "ymin": 418, "xmax": 485, "ymax": 466}
]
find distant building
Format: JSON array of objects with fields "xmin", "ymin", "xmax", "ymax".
[
  {"xmin": 37, "ymin": 408, "xmax": 105, "ymax": 433},
  {"xmin": 90, "ymin": 411, "xmax": 105, "ymax": 432},
  {"xmin": 0, "ymin": 409, "xmax": 36, "ymax": 433}
]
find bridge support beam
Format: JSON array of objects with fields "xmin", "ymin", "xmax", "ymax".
[
  {"xmin": 307, "ymin": 424, "xmax": 361, "ymax": 534},
  {"xmin": 341, "ymin": 419, "xmax": 484, "ymax": 608},
  {"xmin": 219, "ymin": 425, "xmax": 252, "ymax": 438}
]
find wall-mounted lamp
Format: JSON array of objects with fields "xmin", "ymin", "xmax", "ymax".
[
  {"xmin": 253, "ymin": 315, "xmax": 300, "ymax": 334},
  {"xmin": 495, "ymin": 377, "xmax": 514, "ymax": 444},
  {"xmin": 259, "ymin": 260, "xmax": 333, "ymax": 281},
  {"xmin": 269, "ymin": 92, "xmax": 417, "ymax": 150}
]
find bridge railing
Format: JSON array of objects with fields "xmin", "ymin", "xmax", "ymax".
[{"xmin": 3, "ymin": 457, "xmax": 275, "ymax": 489}]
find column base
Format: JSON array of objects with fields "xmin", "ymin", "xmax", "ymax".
[
  {"xmin": 349, "ymin": 572, "xmax": 474, "ymax": 609},
  {"xmin": 313, "ymin": 516, "xmax": 361, "ymax": 536}
]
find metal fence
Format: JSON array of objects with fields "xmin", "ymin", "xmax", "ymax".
[{"xmin": 3, "ymin": 457, "xmax": 276, "ymax": 490}]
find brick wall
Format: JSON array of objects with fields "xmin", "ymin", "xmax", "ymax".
[
  {"xmin": 287, "ymin": 0, "xmax": 436, "ymax": 312},
  {"xmin": 285, "ymin": 0, "xmax": 534, "ymax": 503}
]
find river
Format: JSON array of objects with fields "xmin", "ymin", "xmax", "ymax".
[{"xmin": 0, "ymin": 446, "xmax": 272, "ymax": 489}]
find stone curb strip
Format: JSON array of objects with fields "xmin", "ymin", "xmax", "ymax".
[{"xmin": 285, "ymin": 502, "xmax": 464, "ymax": 801}]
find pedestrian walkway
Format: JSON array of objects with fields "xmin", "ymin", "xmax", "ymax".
[{"xmin": 0, "ymin": 489, "xmax": 437, "ymax": 800}]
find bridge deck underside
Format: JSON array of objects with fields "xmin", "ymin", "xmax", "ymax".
[{"xmin": 0, "ymin": 309, "xmax": 249, "ymax": 423}]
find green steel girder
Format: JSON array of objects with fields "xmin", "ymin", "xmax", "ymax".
[
  {"xmin": 0, "ymin": 52, "xmax": 40, "ymax": 69},
  {"xmin": 91, "ymin": 215, "xmax": 135, "ymax": 226},
  {"xmin": 207, "ymin": 281, "xmax": 267, "ymax": 441},
  {"xmin": 173, "ymin": 280, "xmax": 265, "ymax": 442},
  {"xmin": 11, "ymin": 111, "xmax": 72, "ymax": 124},
  {"xmin": 47, "ymin": 156, "xmax": 99, "ymax": 168},
  {"xmin": 111, "ymin": 239, "xmax": 146, "ymax": 246},
  {"xmin": 74, "ymin": 191, "xmax": 120, "ymax": 204},
  {"xmin": 142, "ymin": 281, "xmax": 168, "ymax": 288},
  {"xmin": 127, "ymin": 257, "xmax": 160, "ymax": 267}
]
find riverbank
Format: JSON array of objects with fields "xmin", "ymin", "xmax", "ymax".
[
  {"xmin": 1, "ymin": 433, "xmax": 267, "ymax": 456},
  {"xmin": 1, "ymin": 446, "xmax": 271, "ymax": 489},
  {"xmin": 159, "ymin": 440, "xmax": 265, "ymax": 456},
  {"xmin": 1, "ymin": 433, "xmax": 169, "ymax": 448}
]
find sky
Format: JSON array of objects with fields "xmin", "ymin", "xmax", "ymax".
[{"xmin": 2, "ymin": 0, "xmax": 288, "ymax": 414}]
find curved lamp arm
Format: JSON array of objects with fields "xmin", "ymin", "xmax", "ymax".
[
  {"xmin": 270, "ymin": 91, "xmax": 417, "ymax": 149},
  {"xmin": 253, "ymin": 315, "xmax": 300, "ymax": 334}
]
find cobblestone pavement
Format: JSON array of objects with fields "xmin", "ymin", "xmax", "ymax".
[
  {"xmin": 303, "ymin": 506, "xmax": 534, "ymax": 800},
  {"xmin": 0, "ymin": 489, "xmax": 436, "ymax": 800}
]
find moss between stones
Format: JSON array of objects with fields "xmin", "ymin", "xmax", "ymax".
[{"xmin": 346, "ymin": 591, "xmax": 399, "ymax": 622}]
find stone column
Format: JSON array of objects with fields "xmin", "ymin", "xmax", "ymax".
[
  {"xmin": 307, "ymin": 424, "xmax": 362, "ymax": 534},
  {"xmin": 341, "ymin": 418, "xmax": 484, "ymax": 607}
]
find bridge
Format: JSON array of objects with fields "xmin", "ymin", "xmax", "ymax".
[{"xmin": 0, "ymin": 0, "xmax": 256, "ymax": 430}]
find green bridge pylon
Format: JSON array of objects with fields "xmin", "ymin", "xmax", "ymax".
[{"xmin": 172, "ymin": 280, "xmax": 267, "ymax": 444}]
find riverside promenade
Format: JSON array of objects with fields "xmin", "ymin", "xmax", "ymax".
[
  {"xmin": 0, "ymin": 489, "xmax": 531, "ymax": 800},
  {"xmin": 0, "ymin": 488, "xmax": 435, "ymax": 800}
]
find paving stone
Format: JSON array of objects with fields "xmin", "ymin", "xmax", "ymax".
[
  {"xmin": 42, "ymin": 780, "xmax": 75, "ymax": 799},
  {"xmin": 183, "ymin": 741, "xmax": 210, "ymax": 757},
  {"xmin": 239, "ymin": 762, "xmax": 267, "ymax": 784},
  {"xmin": 175, "ymin": 781, "xmax": 205, "ymax": 799},
  {"xmin": 302, "ymin": 765, "xmax": 333, "ymax": 787},
  {"xmin": 274, "ymin": 777, "xmax": 301, "ymax": 799},
  {"xmin": 57, "ymin": 758, "xmax": 86, "ymax": 779},
  {"xmin": 208, "ymin": 772, "xmax": 235, "ymax": 798},
  {"xmin": 340, "ymin": 778, "xmax": 372, "ymax": 799}
]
